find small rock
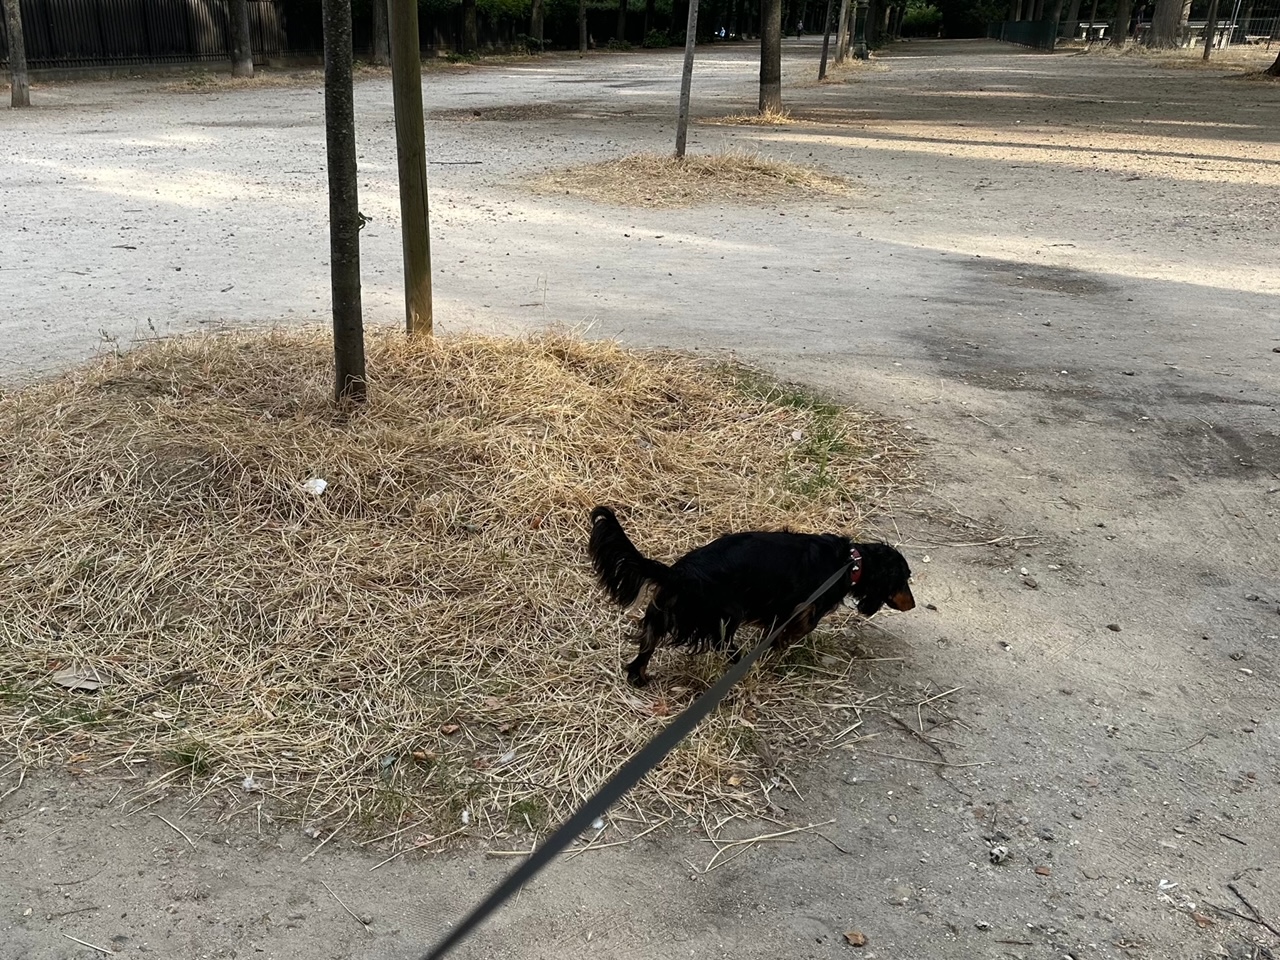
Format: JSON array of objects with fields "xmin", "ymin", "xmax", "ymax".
[
  {"xmin": 1071, "ymin": 810, "xmax": 1084, "ymax": 820},
  {"xmin": 975, "ymin": 920, "xmax": 991, "ymax": 931},
  {"xmin": 1035, "ymin": 865, "xmax": 1052, "ymax": 877},
  {"xmin": 925, "ymin": 603, "xmax": 938, "ymax": 611},
  {"xmin": 1122, "ymin": 370, "xmax": 1135, "ymax": 376},
  {"xmin": 1245, "ymin": 594, "xmax": 1260, "ymax": 601},
  {"xmin": 989, "ymin": 845, "xmax": 1010, "ymax": 865},
  {"xmin": 1106, "ymin": 623, "xmax": 1121, "ymax": 632},
  {"xmin": 1229, "ymin": 651, "xmax": 1246, "ymax": 661},
  {"xmin": 1020, "ymin": 567, "xmax": 1029, "ymax": 576},
  {"xmin": 843, "ymin": 930, "xmax": 868, "ymax": 947},
  {"xmin": 359, "ymin": 913, "xmax": 373, "ymax": 925},
  {"xmin": 888, "ymin": 814, "xmax": 898, "ymax": 824},
  {"xmin": 1023, "ymin": 578, "xmax": 1039, "ymax": 589}
]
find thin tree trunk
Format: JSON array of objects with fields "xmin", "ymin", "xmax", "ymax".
[
  {"xmin": 834, "ymin": 0, "xmax": 850, "ymax": 60},
  {"xmin": 1087, "ymin": 0, "xmax": 1098, "ymax": 35},
  {"xmin": 3, "ymin": 0, "xmax": 31, "ymax": 107},
  {"xmin": 462, "ymin": 0, "xmax": 478, "ymax": 52},
  {"xmin": 372, "ymin": 0, "xmax": 390, "ymax": 64},
  {"xmin": 321, "ymin": 0, "xmax": 367, "ymax": 401},
  {"xmin": 1048, "ymin": 0, "xmax": 1064, "ymax": 42},
  {"xmin": 758, "ymin": 0, "xmax": 782, "ymax": 111},
  {"xmin": 1267, "ymin": 48, "xmax": 1280, "ymax": 73},
  {"xmin": 1062, "ymin": 0, "xmax": 1081, "ymax": 34},
  {"xmin": 1202, "ymin": 0, "xmax": 1219, "ymax": 56},
  {"xmin": 674, "ymin": 0, "xmax": 700, "ymax": 156},
  {"xmin": 579, "ymin": 0, "xmax": 588, "ymax": 52},
  {"xmin": 389, "ymin": 0, "xmax": 433, "ymax": 335},
  {"xmin": 818, "ymin": 0, "xmax": 834, "ymax": 77},
  {"xmin": 644, "ymin": 0, "xmax": 655, "ymax": 36},
  {"xmin": 616, "ymin": 0, "xmax": 628, "ymax": 41},
  {"xmin": 531, "ymin": 0, "xmax": 544, "ymax": 48},
  {"xmin": 229, "ymin": 0, "xmax": 254, "ymax": 77},
  {"xmin": 1110, "ymin": 0, "xmax": 1133, "ymax": 44}
]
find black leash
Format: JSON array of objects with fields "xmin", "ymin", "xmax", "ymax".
[{"xmin": 419, "ymin": 560, "xmax": 853, "ymax": 960}]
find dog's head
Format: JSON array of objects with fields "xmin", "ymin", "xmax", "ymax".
[{"xmin": 852, "ymin": 542, "xmax": 915, "ymax": 617}]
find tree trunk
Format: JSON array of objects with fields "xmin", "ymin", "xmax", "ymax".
[
  {"xmin": 1062, "ymin": 0, "xmax": 1081, "ymax": 34},
  {"xmin": 229, "ymin": 0, "xmax": 254, "ymax": 77},
  {"xmin": 389, "ymin": 0, "xmax": 433, "ymax": 335},
  {"xmin": 1109, "ymin": 0, "xmax": 1133, "ymax": 44},
  {"xmin": 834, "ymin": 0, "xmax": 850, "ymax": 60},
  {"xmin": 1268, "ymin": 48, "xmax": 1280, "ymax": 74},
  {"xmin": 616, "ymin": 0, "xmax": 628, "ymax": 41},
  {"xmin": 674, "ymin": 0, "xmax": 700, "ymax": 156},
  {"xmin": 321, "ymin": 0, "xmax": 367, "ymax": 401},
  {"xmin": 644, "ymin": 0, "xmax": 656, "ymax": 35},
  {"xmin": 462, "ymin": 0, "xmax": 478, "ymax": 53},
  {"xmin": 1048, "ymin": 0, "xmax": 1064, "ymax": 41},
  {"xmin": 818, "ymin": 0, "xmax": 834, "ymax": 77},
  {"xmin": 372, "ymin": 0, "xmax": 390, "ymax": 64},
  {"xmin": 3, "ymin": 0, "xmax": 31, "ymax": 107},
  {"xmin": 1146, "ymin": 0, "xmax": 1179, "ymax": 45},
  {"xmin": 579, "ymin": 0, "xmax": 588, "ymax": 52},
  {"xmin": 1202, "ymin": 0, "xmax": 1219, "ymax": 56},
  {"xmin": 531, "ymin": 0, "xmax": 544, "ymax": 48},
  {"xmin": 758, "ymin": 0, "xmax": 782, "ymax": 111}
]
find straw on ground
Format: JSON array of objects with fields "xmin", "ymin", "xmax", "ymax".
[
  {"xmin": 530, "ymin": 150, "xmax": 856, "ymax": 207},
  {"xmin": 0, "ymin": 330, "xmax": 912, "ymax": 838}
]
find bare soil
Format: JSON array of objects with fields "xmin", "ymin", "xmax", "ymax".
[{"xmin": 2, "ymin": 38, "xmax": 1279, "ymax": 960}]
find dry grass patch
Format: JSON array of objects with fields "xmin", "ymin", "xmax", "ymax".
[
  {"xmin": 704, "ymin": 107, "xmax": 799, "ymax": 126},
  {"xmin": 531, "ymin": 150, "xmax": 855, "ymax": 208},
  {"xmin": 0, "ymin": 330, "xmax": 912, "ymax": 839}
]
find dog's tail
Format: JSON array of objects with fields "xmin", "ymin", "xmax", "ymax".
[{"xmin": 588, "ymin": 506, "xmax": 671, "ymax": 607}]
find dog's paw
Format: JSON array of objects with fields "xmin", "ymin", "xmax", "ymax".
[{"xmin": 626, "ymin": 669, "xmax": 651, "ymax": 688}]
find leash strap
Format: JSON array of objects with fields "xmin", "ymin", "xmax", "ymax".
[{"xmin": 419, "ymin": 560, "xmax": 853, "ymax": 960}]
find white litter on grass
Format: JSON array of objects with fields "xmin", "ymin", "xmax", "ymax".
[
  {"xmin": 302, "ymin": 477, "xmax": 328, "ymax": 496},
  {"xmin": 591, "ymin": 817, "xmax": 605, "ymax": 831},
  {"xmin": 461, "ymin": 809, "xmax": 471, "ymax": 825},
  {"xmin": 242, "ymin": 776, "xmax": 261, "ymax": 793}
]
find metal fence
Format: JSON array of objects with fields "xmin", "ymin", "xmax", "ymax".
[
  {"xmin": 0, "ymin": 0, "xmax": 287, "ymax": 69},
  {"xmin": 987, "ymin": 18, "xmax": 1059, "ymax": 49}
]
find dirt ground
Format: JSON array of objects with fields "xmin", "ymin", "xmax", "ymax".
[{"xmin": 3, "ymin": 37, "xmax": 1280, "ymax": 960}]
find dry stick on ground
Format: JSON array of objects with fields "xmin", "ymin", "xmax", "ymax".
[
  {"xmin": 701, "ymin": 821, "xmax": 835, "ymax": 872},
  {"xmin": 1227, "ymin": 881, "xmax": 1280, "ymax": 939},
  {"xmin": 62, "ymin": 934, "xmax": 115, "ymax": 955},
  {"xmin": 320, "ymin": 880, "xmax": 371, "ymax": 933},
  {"xmin": 153, "ymin": 814, "xmax": 197, "ymax": 850}
]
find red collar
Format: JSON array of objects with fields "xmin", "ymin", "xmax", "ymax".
[{"xmin": 850, "ymin": 547, "xmax": 863, "ymax": 585}]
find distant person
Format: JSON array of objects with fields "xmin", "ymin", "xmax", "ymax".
[{"xmin": 796, "ymin": 19, "xmax": 804, "ymax": 36}]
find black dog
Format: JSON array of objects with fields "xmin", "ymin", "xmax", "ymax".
[{"xmin": 588, "ymin": 505, "xmax": 915, "ymax": 686}]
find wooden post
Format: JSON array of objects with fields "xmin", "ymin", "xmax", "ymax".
[
  {"xmin": 229, "ymin": 0, "xmax": 254, "ymax": 78},
  {"xmin": 1202, "ymin": 0, "xmax": 1219, "ymax": 56},
  {"xmin": 818, "ymin": 0, "xmax": 834, "ymax": 78},
  {"xmin": 3, "ymin": 0, "xmax": 32, "ymax": 107},
  {"xmin": 322, "ymin": 0, "xmax": 367, "ymax": 401},
  {"xmin": 674, "ymin": 0, "xmax": 700, "ymax": 157},
  {"xmin": 388, "ymin": 0, "xmax": 433, "ymax": 336}
]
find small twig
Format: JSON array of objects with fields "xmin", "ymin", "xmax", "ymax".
[
  {"xmin": 700, "ymin": 821, "xmax": 834, "ymax": 872},
  {"xmin": 864, "ymin": 750, "xmax": 991, "ymax": 768},
  {"xmin": 62, "ymin": 934, "xmax": 115, "ymax": 955},
  {"xmin": 152, "ymin": 814, "xmax": 196, "ymax": 850},
  {"xmin": 1228, "ymin": 882, "xmax": 1280, "ymax": 938},
  {"xmin": 47, "ymin": 905, "xmax": 101, "ymax": 920},
  {"xmin": 994, "ymin": 939, "xmax": 1034, "ymax": 946},
  {"xmin": 320, "ymin": 879, "xmax": 371, "ymax": 934},
  {"xmin": 885, "ymin": 713, "xmax": 947, "ymax": 761},
  {"xmin": 814, "ymin": 832, "xmax": 855, "ymax": 855},
  {"xmin": 301, "ymin": 812, "xmax": 353, "ymax": 863},
  {"xmin": 0, "ymin": 766, "xmax": 27, "ymax": 805},
  {"xmin": 429, "ymin": 160, "xmax": 484, "ymax": 165},
  {"xmin": 1220, "ymin": 833, "xmax": 1249, "ymax": 846},
  {"xmin": 369, "ymin": 826, "xmax": 467, "ymax": 871}
]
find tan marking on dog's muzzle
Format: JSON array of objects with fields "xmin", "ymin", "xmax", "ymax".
[{"xmin": 888, "ymin": 588, "xmax": 915, "ymax": 612}]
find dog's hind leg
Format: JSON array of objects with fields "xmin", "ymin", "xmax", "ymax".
[
  {"xmin": 625, "ymin": 609, "xmax": 666, "ymax": 687},
  {"xmin": 718, "ymin": 619, "xmax": 744, "ymax": 665}
]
